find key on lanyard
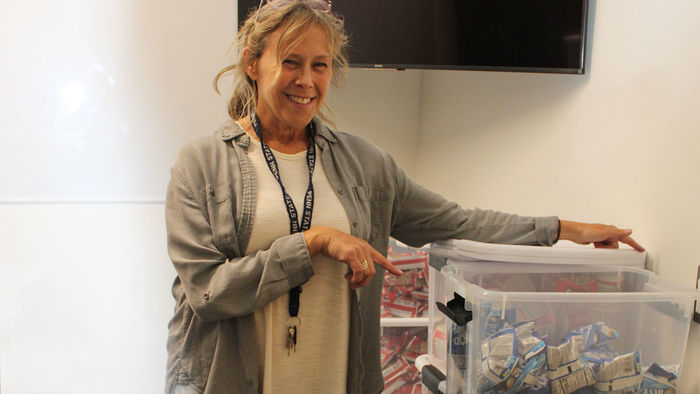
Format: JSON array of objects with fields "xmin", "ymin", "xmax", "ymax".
[{"xmin": 286, "ymin": 316, "xmax": 300, "ymax": 355}]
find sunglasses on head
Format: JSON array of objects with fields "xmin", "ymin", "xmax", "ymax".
[{"xmin": 255, "ymin": 0, "xmax": 332, "ymax": 23}]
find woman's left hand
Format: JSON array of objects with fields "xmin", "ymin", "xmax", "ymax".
[{"xmin": 559, "ymin": 220, "xmax": 645, "ymax": 252}]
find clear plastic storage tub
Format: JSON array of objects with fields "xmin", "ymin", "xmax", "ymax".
[
  {"xmin": 426, "ymin": 239, "xmax": 647, "ymax": 377},
  {"xmin": 438, "ymin": 263, "xmax": 697, "ymax": 394}
]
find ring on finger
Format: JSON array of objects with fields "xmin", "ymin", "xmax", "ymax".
[{"xmin": 361, "ymin": 259, "xmax": 369, "ymax": 272}]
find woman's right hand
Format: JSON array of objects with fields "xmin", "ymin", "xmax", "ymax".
[{"xmin": 304, "ymin": 227, "xmax": 402, "ymax": 289}]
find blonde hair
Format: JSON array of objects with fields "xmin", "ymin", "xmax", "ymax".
[{"xmin": 214, "ymin": 1, "xmax": 349, "ymax": 125}]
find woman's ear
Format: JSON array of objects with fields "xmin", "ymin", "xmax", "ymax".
[{"xmin": 243, "ymin": 47, "xmax": 257, "ymax": 80}]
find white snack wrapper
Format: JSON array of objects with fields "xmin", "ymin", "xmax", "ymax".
[
  {"xmin": 593, "ymin": 351, "xmax": 642, "ymax": 393},
  {"xmin": 547, "ymin": 334, "xmax": 595, "ymax": 394}
]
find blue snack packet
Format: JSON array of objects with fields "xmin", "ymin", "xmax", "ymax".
[
  {"xmin": 640, "ymin": 363, "xmax": 677, "ymax": 393},
  {"xmin": 546, "ymin": 335, "xmax": 596, "ymax": 394},
  {"xmin": 565, "ymin": 322, "xmax": 619, "ymax": 350},
  {"xmin": 481, "ymin": 327, "xmax": 519, "ymax": 383},
  {"xmin": 482, "ymin": 302, "xmax": 517, "ymax": 336},
  {"xmin": 507, "ymin": 352, "xmax": 547, "ymax": 393},
  {"xmin": 592, "ymin": 351, "xmax": 642, "ymax": 393},
  {"xmin": 582, "ymin": 344, "xmax": 619, "ymax": 369}
]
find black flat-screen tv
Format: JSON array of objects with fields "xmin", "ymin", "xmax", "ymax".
[{"xmin": 237, "ymin": 0, "xmax": 589, "ymax": 74}]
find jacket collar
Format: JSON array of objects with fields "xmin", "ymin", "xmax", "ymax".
[{"xmin": 218, "ymin": 116, "xmax": 337, "ymax": 145}]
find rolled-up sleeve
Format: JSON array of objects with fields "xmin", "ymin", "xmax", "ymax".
[
  {"xmin": 166, "ymin": 163, "xmax": 314, "ymax": 322},
  {"xmin": 384, "ymin": 153, "xmax": 559, "ymax": 247}
]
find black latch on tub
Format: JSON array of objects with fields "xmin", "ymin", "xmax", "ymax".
[
  {"xmin": 437, "ymin": 293, "xmax": 473, "ymax": 326},
  {"xmin": 422, "ymin": 293, "xmax": 472, "ymax": 394},
  {"xmin": 420, "ymin": 364, "xmax": 446, "ymax": 394}
]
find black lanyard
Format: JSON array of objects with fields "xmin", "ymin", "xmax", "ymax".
[{"xmin": 250, "ymin": 111, "xmax": 315, "ymax": 320}]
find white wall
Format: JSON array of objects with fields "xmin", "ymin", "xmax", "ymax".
[
  {"xmin": 0, "ymin": 204, "xmax": 174, "ymax": 393},
  {"xmin": 327, "ymin": 69, "xmax": 423, "ymax": 177},
  {"xmin": 414, "ymin": 0, "xmax": 700, "ymax": 391},
  {"xmin": 0, "ymin": 0, "xmax": 421, "ymax": 392}
]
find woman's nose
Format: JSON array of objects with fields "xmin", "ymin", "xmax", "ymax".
[{"xmin": 294, "ymin": 65, "xmax": 313, "ymax": 88}]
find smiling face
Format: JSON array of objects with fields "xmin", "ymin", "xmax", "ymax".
[{"xmin": 247, "ymin": 23, "xmax": 332, "ymax": 135}]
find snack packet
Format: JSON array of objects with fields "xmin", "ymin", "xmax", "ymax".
[{"xmin": 592, "ymin": 351, "xmax": 642, "ymax": 393}]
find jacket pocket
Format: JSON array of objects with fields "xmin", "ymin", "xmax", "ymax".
[
  {"xmin": 353, "ymin": 185, "xmax": 368, "ymax": 201},
  {"xmin": 370, "ymin": 187, "xmax": 391, "ymax": 241},
  {"xmin": 204, "ymin": 183, "xmax": 230, "ymax": 204},
  {"xmin": 351, "ymin": 185, "xmax": 371, "ymax": 240},
  {"xmin": 203, "ymin": 183, "xmax": 235, "ymax": 250},
  {"xmin": 352, "ymin": 185, "xmax": 392, "ymax": 242}
]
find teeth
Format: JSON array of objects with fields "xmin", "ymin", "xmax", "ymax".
[{"xmin": 287, "ymin": 95, "xmax": 311, "ymax": 104}]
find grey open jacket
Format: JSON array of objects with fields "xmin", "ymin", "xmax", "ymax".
[{"xmin": 164, "ymin": 118, "xmax": 559, "ymax": 394}]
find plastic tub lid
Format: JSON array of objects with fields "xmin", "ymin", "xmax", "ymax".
[{"xmin": 430, "ymin": 239, "xmax": 646, "ymax": 267}]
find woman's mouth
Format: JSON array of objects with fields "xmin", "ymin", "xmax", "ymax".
[{"xmin": 285, "ymin": 94, "xmax": 313, "ymax": 105}]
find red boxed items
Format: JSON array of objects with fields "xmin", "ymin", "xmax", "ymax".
[
  {"xmin": 383, "ymin": 245, "xmax": 430, "ymax": 318},
  {"xmin": 385, "ymin": 296, "xmax": 421, "ymax": 318},
  {"xmin": 402, "ymin": 335, "xmax": 427, "ymax": 363},
  {"xmin": 384, "ymin": 266, "xmax": 417, "ymax": 287},
  {"xmin": 381, "ymin": 329, "xmax": 409, "ymax": 367},
  {"xmin": 381, "ymin": 342, "xmax": 400, "ymax": 368},
  {"xmin": 390, "ymin": 254, "xmax": 429, "ymax": 271},
  {"xmin": 382, "ymin": 290, "xmax": 429, "ymax": 318},
  {"xmin": 382, "ymin": 296, "xmax": 427, "ymax": 318},
  {"xmin": 384, "ymin": 369, "xmax": 425, "ymax": 394},
  {"xmin": 410, "ymin": 288, "xmax": 428, "ymax": 302},
  {"xmin": 383, "ymin": 358, "xmax": 421, "ymax": 394},
  {"xmin": 382, "ymin": 357, "xmax": 411, "ymax": 385},
  {"xmin": 387, "ymin": 247, "xmax": 429, "ymax": 277},
  {"xmin": 383, "ymin": 373, "xmax": 411, "ymax": 394},
  {"xmin": 381, "ymin": 328, "xmax": 428, "ymax": 392}
]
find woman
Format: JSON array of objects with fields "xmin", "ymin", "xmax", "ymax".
[{"xmin": 164, "ymin": 1, "xmax": 644, "ymax": 393}]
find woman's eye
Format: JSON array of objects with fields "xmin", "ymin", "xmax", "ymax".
[{"xmin": 314, "ymin": 62, "xmax": 328, "ymax": 68}]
